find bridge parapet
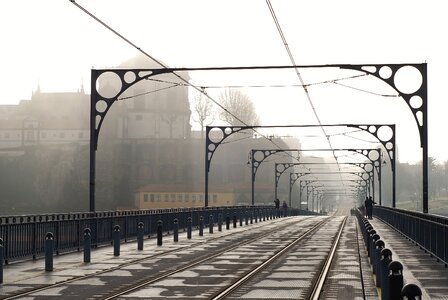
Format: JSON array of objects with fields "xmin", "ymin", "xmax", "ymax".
[
  {"xmin": 0, "ymin": 206, "xmax": 317, "ymax": 264},
  {"xmin": 374, "ymin": 206, "xmax": 448, "ymax": 266}
]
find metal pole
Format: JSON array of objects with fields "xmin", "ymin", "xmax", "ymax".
[
  {"xmin": 89, "ymin": 70, "xmax": 97, "ymax": 212},
  {"xmin": 422, "ymin": 63, "xmax": 428, "ymax": 213},
  {"xmin": 379, "ymin": 153, "xmax": 382, "ymax": 206},
  {"xmin": 251, "ymin": 150, "xmax": 255, "ymax": 205},
  {"xmin": 205, "ymin": 128, "xmax": 210, "ymax": 208}
]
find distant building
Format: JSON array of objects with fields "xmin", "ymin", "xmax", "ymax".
[
  {"xmin": 134, "ymin": 184, "xmax": 236, "ymax": 209},
  {"xmin": 0, "ymin": 86, "xmax": 89, "ymax": 154},
  {"xmin": 0, "ymin": 54, "xmax": 301, "ymax": 212}
]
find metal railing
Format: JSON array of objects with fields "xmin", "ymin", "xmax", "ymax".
[
  {"xmin": 0, "ymin": 206, "xmax": 315, "ymax": 264},
  {"xmin": 374, "ymin": 206, "xmax": 448, "ymax": 266}
]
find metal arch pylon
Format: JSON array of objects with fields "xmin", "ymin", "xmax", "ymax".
[
  {"xmin": 252, "ymin": 147, "xmax": 376, "ymax": 206},
  {"xmin": 205, "ymin": 124, "xmax": 395, "ymax": 208},
  {"xmin": 275, "ymin": 148, "xmax": 382, "ymax": 203},
  {"xmin": 290, "ymin": 171, "xmax": 370, "ymax": 209},
  {"xmin": 275, "ymin": 155, "xmax": 381, "ymax": 205},
  {"xmin": 249, "ymin": 148, "xmax": 300, "ymax": 206},
  {"xmin": 336, "ymin": 63, "xmax": 427, "ymax": 212},
  {"xmin": 89, "ymin": 68, "xmax": 177, "ymax": 212},
  {"xmin": 89, "ymin": 63, "xmax": 427, "ymax": 212}
]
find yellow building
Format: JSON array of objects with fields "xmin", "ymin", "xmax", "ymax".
[{"xmin": 135, "ymin": 184, "xmax": 237, "ymax": 209}]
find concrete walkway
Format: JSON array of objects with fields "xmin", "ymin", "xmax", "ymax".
[{"xmin": 370, "ymin": 218, "xmax": 448, "ymax": 300}]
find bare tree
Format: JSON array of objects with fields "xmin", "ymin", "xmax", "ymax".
[
  {"xmin": 218, "ymin": 89, "xmax": 260, "ymax": 126},
  {"xmin": 192, "ymin": 91, "xmax": 214, "ymax": 138}
]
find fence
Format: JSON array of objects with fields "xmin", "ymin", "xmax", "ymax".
[
  {"xmin": 374, "ymin": 206, "xmax": 448, "ymax": 266},
  {"xmin": 0, "ymin": 205, "xmax": 313, "ymax": 264}
]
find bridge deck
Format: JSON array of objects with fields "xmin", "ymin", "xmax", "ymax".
[{"xmin": 0, "ymin": 215, "xmax": 447, "ymax": 299}]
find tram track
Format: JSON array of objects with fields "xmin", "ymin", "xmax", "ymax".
[
  {"xmin": 1, "ymin": 216, "xmax": 316, "ymax": 300},
  {"xmin": 211, "ymin": 216, "xmax": 342, "ymax": 300},
  {"xmin": 100, "ymin": 216, "xmax": 327, "ymax": 299}
]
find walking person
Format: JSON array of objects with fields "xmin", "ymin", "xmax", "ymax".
[
  {"xmin": 282, "ymin": 201, "xmax": 288, "ymax": 217},
  {"xmin": 365, "ymin": 196, "xmax": 376, "ymax": 219},
  {"xmin": 274, "ymin": 198, "xmax": 280, "ymax": 217}
]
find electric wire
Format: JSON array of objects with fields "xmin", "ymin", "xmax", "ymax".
[
  {"xmin": 69, "ymin": 0, "xmax": 296, "ymax": 158},
  {"xmin": 70, "ymin": 0, "xmax": 364, "ymax": 192},
  {"xmin": 117, "ymin": 84, "xmax": 179, "ymax": 101},
  {"xmin": 265, "ymin": 1, "xmax": 347, "ymax": 192}
]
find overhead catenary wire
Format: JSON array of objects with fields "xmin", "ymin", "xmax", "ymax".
[
  {"xmin": 265, "ymin": 0, "xmax": 346, "ymax": 191},
  {"xmin": 70, "ymin": 0, "xmax": 296, "ymax": 155}
]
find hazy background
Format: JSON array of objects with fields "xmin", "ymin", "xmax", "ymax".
[{"xmin": 0, "ymin": 0, "xmax": 446, "ymax": 214}]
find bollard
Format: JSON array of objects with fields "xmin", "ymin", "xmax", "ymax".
[
  {"xmin": 173, "ymin": 219, "xmax": 179, "ymax": 242},
  {"xmin": 0, "ymin": 238, "xmax": 3, "ymax": 284},
  {"xmin": 157, "ymin": 220, "xmax": 163, "ymax": 246},
  {"xmin": 45, "ymin": 232, "xmax": 54, "ymax": 271},
  {"xmin": 388, "ymin": 261, "xmax": 404, "ymax": 300},
  {"xmin": 374, "ymin": 240, "xmax": 385, "ymax": 284},
  {"xmin": 209, "ymin": 215, "xmax": 214, "ymax": 234},
  {"xmin": 226, "ymin": 215, "xmax": 230, "ymax": 230},
  {"xmin": 187, "ymin": 217, "xmax": 192, "ymax": 239},
  {"xmin": 250, "ymin": 212, "xmax": 253, "ymax": 224},
  {"xmin": 233, "ymin": 215, "xmax": 237, "ymax": 228},
  {"xmin": 254, "ymin": 210, "xmax": 258, "ymax": 223},
  {"xmin": 365, "ymin": 225, "xmax": 373, "ymax": 245},
  {"xmin": 113, "ymin": 225, "xmax": 120, "ymax": 256},
  {"xmin": 137, "ymin": 222, "xmax": 144, "ymax": 250},
  {"xmin": 401, "ymin": 283, "xmax": 422, "ymax": 300},
  {"xmin": 367, "ymin": 229, "xmax": 376, "ymax": 257},
  {"xmin": 371, "ymin": 235, "xmax": 381, "ymax": 273},
  {"xmin": 199, "ymin": 216, "xmax": 204, "ymax": 236},
  {"xmin": 83, "ymin": 228, "xmax": 91, "ymax": 263},
  {"xmin": 245, "ymin": 211, "xmax": 248, "ymax": 225},
  {"xmin": 380, "ymin": 248, "xmax": 393, "ymax": 300},
  {"xmin": 239, "ymin": 212, "xmax": 243, "ymax": 226},
  {"xmin": 370, "ymin": 234, "xmax": 380, "ymax": 266},
  {"xmin": 218, "ymin": 214, "xmax": 222, "ymax": 232}
]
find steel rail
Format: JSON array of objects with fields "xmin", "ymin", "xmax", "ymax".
[
  {"xmin": 2, "ymin": 217, "xmax": 303, "ymax": 300},
  {"xmin": 210, "ymin": 216, "xmax": 333, "ymax": 300},
  {"xmin": 98, "ymin": 217, "xmax": 316, "ymax": 299},
  {"xmin": 310, "ymin": 216, "xmax": 348, "ymax": 300}
]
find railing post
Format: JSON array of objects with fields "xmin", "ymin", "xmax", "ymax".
[
  {"xmin": 0, "ymin": 238, "xmax": 3, "ymax": 283},
  {"xmin": 245, "ymin": 211, "xmax": 248, "ymax": 225},
  {"xmin": 209, "ymin": 215, "xmax": 214, "ymax": 234},
  {"xmin": 157, "ymin": 220, "xmax": 163, "ymax": 246},
  {"xmin": 218, "ymin": 214, "xmax": 222, "ymax": 232},
  {"xmin": 187, "ymin": 217, "xmax": 192, "ymax": 239},
  {"xmin": 233, "ymin": 214, "xmax": 237, "ymax": 228},
  {"xmin": 45, "ymin": 232, "xmax": 54, "ymax": 272},
  {"xmin": 388, "ymin": 261, "xmax": 404, "ymax": 300},
  {"xmin": 401, "ymin": 283, "xmax": 422, "ymax": 300},
  {"xmin": 173, "ymin": 219, "xmax": 179, "ymax": 242},
  {"xmin": 367, "ymin": 229, "xmax": 376, "ymax": 257},
  {"xmin": 137, "ymin": 222, "xmax": 144, "ymax": 250},
  {"xmin": 199, "ymin": 216, "xmax": 204, "ymax": 237},
  {"xmin": 226, "ymin": 214, "xmax": 230, "ymax": 230},
  {"xmin": 113, "ymin": 225, "xmax": 120, "ymax": 256},
  {"xmin": 83, "ymin": 228, "xmax": 91, "ymax": 263},
  {"xmin": 374, "ymin": 240, "xmax": 385, "ymax": 286},
  {"xmin": 380, "ymin": 248, "xmax": 392, "ymax": 300}
]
